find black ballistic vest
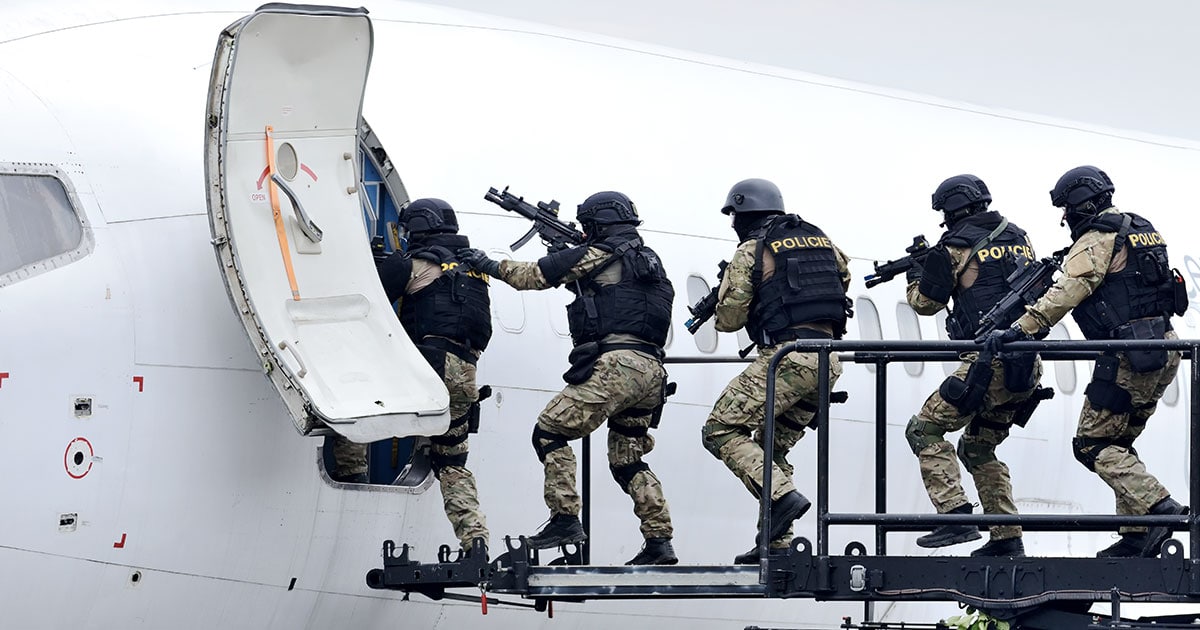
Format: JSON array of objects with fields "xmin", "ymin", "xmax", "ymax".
[
  {"xmin": 1071, "ymin": 211, "xmax": 1175, "ymax": 339},
  {"xmin": 565, "ymin": 233, "xmax": 675, "ymax": 347},
  {"xmin": 398, "ymin": 234, "xmax": 493, "ymax": 352},
  {"xmin": 941, "ymin": 213, "xmax": 1033, "ymax": 340},
  {"xmin": 747, "ymin": 215, "xmax": 848, "ymax": 344}
]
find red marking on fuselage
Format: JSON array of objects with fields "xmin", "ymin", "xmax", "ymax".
[
  {"xmin": 256, "ymin": 166, "xmax": 270, "ymax": 190},
  {"xmin": 133, "ymin": 376, "xmax": 144, "ymax": 392},
  {"xmin": 0, "ymin": 372, "xmax": 7, "ymax": 388},
  {"xmin": 113, "ymin": 533, "xmax": 126, "ymax": 549},
  {"xmin": 64, "ymin": 437, "xmax": 94, "ymax": 479},
  {"xmin": 300, "ymin": 163, "xmax": 318, "ymax": 181}
]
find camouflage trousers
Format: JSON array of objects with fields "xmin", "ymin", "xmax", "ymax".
[
  {"xmin": 906, "ymin": 354, "xmax": 1042, "ymax": 541},
  {"xmin": 1077, "ymin": 331, "xmax": 1181, "ymax": 533},
  {"xmin": 331, "ymin": 350, "xmax": 488, "ymax": 550},
  {"xmin": 701, "ymin": 344, "xmax": 842, "ymax": 547},
  {"xmin": 534, "ymin": 349, "xmax": 673, "ymax": 540}
]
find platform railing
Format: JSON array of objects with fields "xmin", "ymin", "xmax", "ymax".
[{"xmin": 751, "ymin": 338, "xmax": 1198, "ymax": 584}]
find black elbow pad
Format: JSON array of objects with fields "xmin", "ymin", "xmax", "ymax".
[{"xmin": 918, "ymin": 246, "xmax": 955, "ymax": 304}]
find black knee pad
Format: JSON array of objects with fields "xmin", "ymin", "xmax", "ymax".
[
  {"xmin": 1072, "ymin": 436, "xmax": 1104, "ymax": 472},
  {"xmin": 610, "ymin": 461, "xmax": 651, "ymax": 492},
  {"xmin": 532, "ymin": 425, "xmax": 571, "ymax": 463},
  {"xmin": 431, "ymin": 452, "xmax": 469, "ymax": 477}
]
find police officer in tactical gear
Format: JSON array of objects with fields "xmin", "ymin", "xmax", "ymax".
[
  {"xmin": 332, "ymin": 197, "xmax": 493, "ymax": 553},
  {"xmin": 905, "ymin": 175, "xmax": 1042, "ymax": 558},
  {"xmin": 699, "ymin": 178, "xmax": 853, "ymax": 564},
  {"xmin": 459, "ymin": 191, "xmax": 679, "ymax": 566},
  {"xmin": 996, "ymin": 165, "xmax": 1188, "ymax": 558}
]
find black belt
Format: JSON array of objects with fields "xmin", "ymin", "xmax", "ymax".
[
  {"xmin": 420, "ymin": 337, "xmax": 478, "ymax": 365},
  {"xmin": 598, "ymin": 342, "xmax": 664, "ymax": 361},
  {"xmin": 772, "ymin": 327, "xmax": 834, "ymax": 343}
]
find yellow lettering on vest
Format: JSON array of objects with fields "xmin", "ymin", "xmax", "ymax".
[{"xmin": 770, "ymin": 239, "xmax": 783, "ymax": 253}]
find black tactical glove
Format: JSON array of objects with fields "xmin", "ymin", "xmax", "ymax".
[
  {"xmin": 905, "ymin": 259, "xmax": 924, "ymax": 283},
  {"xmin": 976, "ymin": 325, "xmax": 1030, "ymax": 353},
  {"xmin": 457, "ymin": 248, "xmax": 501, "ymax": 277}
]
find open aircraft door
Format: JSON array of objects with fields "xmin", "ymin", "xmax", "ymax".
[{"xmin": 204, "ymin": 4, "xmax": 449, "ymax": 442}]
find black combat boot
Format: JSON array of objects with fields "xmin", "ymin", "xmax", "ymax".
[
  {"xmin": 625, "ymin": 538, "xmax": 678, "ymax": 565},
  {"xmin": 971, "ymin": 537, "xmax": 1024, "ymax": 557},
  {"xmin": 916, "ymin": 504, "xmax": 982, "ymax": 548},
  {"xmin": 734, "ymin": 544, "xmax": 788, "ymax": 564},
  {"xmin": 1142, "ymin": 496, "xmax": 1189, "ymax": 557},
  {"xmin": 526, "ymin": 513, "xmax": 587, "ymax": 549},
  {"xmin": 1096, "ymin": 532, "xmax": 1147, "ymax": 558},
  {"xmin": 756, "ymin": 490, "xmax": 811, "ymax": 546}
]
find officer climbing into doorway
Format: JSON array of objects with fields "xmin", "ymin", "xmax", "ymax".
[
  {"xmin": 459, "ymin": 191, "xmax": 678, "ymax": 565},
  {"xmin": 332, "ymin": 197, "xmax": 492, "ymax": 555}
]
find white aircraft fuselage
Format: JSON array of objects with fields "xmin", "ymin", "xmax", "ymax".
[{"xmin": 2, "ymin": 3, "xmax": 1199, "ymax": 629}]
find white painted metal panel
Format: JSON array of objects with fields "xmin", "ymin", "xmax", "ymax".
[{"xmin": 205, "ymin": 5, "xmax": 448, "ymax": 441}]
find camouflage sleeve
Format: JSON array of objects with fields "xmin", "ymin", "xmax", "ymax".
[
  {"xmin": 1014, "ymin": 230, "xmax": 1115, "ymax": 334},
  {"xmin": 497, "ymin": 247, "xmax": 610, "ymax": 290},
  {"xmin": 905, "ymin": 244, "xmax": 970, "ymax": 316},
  {"xmin": 833, "ymin": 243, "xmax": 852, "ymax": 292},
  {"xmin": 714, "ymin": 241, "xmax": 757, "ymax": 332}
]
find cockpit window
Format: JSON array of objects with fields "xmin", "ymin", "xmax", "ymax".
[{"xmin": 0, "ymin": 166, "xmax": 91, "ymax": 286}]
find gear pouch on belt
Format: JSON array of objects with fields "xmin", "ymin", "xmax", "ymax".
[
  {"xmin": 1171, "ymin": 268, "xmax": 1189, "ymax": 316},
  {"xmin": 467, "ymin": 385, "xmax": 493, "ymax": 434},
  {"xmin": 1115, "ymin": 317, "xmax": 1168, "ymax": 373},
  {"xmin": 649, "ymin": 381, "xmax": 677, "ymax": 429},
  {"xmin": 1000, "ymin": 352, "xmax": 1038, "ymax": 392},
  {"xmin": 939, "ymin": 359, "xmax": 993, "ymax": 414},
  {"xmin": 563, "ymin": 341, "xmax": 601, "ymax": 385}
]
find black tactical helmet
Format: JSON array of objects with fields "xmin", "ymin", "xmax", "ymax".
[
  {"xmin": 400, "ymin": 198, "xmax": 458, "ymax": 235},
  {"xmin": 577, "ymin": 191, "xmax": 641, "ymax": 226},
  {"xmin": 931, "ymin": 174, "xmax": 992, "ymax": 214},
  {"xmin": 721, "ymin": 178, "xmax": 784, "ymax": 215},
  {"xmin": 1050, "ymin": 165, "xmax": 1114, "ymax": 209}
]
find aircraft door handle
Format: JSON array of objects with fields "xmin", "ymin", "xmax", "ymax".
[
  {"xmin": 277, "ymin": 340, "xmax": 308, "ymax": 378},
  {"xmin": 271, "ymin": 174, "xmax": 323, "ymax": 244}
]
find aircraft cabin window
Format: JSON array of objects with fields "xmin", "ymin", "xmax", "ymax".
[
  {"xmin": 490, "ymin": 252, "xmax": 526, "ymax": 333},
  {"xmin": 1163, "ymin": 372, "xmax": 1180, "ymax": 407},
  {"xmin": 895, "ymin": 302, "xmax": 923, "ymax": 377},
  {"xmin": 934, "ymin": 310, "xmax": 956, "ymax": 376},
  {"xmin": 0, "ymin": 168, "xmax": 91, "ymax": 286},
  {"xmin": 1045, "ymin": 323, "xmax": 1076, "ymax": 394},
  {"xmin": 855, "ymin": 296, "xmax": 881, "ymax": 374},
  {"xmin": 686, "ymin": 275, "xmax": 718, "ymax": 353}
]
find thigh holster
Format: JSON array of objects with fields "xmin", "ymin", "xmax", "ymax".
[
  {"xmin": 1085, "ymin": 354, "xmax": 1134, "ymax": 414},
  {"xmin": 939, "ymin": 359, "xmax": 993, "ymax": 415}
]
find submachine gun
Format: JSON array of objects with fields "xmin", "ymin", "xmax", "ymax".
[
  {"xmin": 864, "ymin": 235, "xmax": 932, "ymax": 288},
  {"xmin": 484, "ymin": 186, "xmax": 585, "ymax": 252},
  {"xmin": 974, "ymin": 247, "xmax": 1070, "ymax": 337},
  {"xmin": 684, "ymin": 260, "xmax": 728, "ymax": 334}
]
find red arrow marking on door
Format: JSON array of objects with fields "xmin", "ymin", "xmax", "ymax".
[
  {"xmin": 113, "ymin": 533, "xmax": 126, "ymax": 549},
  {"xmin": 299, "ymin": 163, "xmax": 318, "ymax": 181},
  {"xmin": 256, "ymin": 166, "xmax": 271, "ymax": 190},
  {"xmin": 133, "ymin": 376, "xmax": 144, "ymax": 392},
  {"xmin": 0, "ymin": 373, "xmax": 8, "ymax": 388}
]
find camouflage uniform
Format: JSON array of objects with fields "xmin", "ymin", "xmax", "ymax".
[
  {"xmin": 331, "ymin": 257, "xmax": 489, "ymax": 549},
  {"xmin": 1015, "ymin": 207, "xmax": 1181, "ymax": 532},
  {"xmin": 906, "ymin": 241, "xmax": 1041, "ymax": 542},
  {"xmin": 700, "ymin": 237, "xmax": 850, "ymax": 547},
  {"xmin": 497, "ymin": 248, "xmax": 674, "ymax": 539}
]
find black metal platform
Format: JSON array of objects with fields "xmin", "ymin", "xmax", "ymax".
[{"xmin": 365, "ymin": 338, "xmax": 1200, "ymax": 630}]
